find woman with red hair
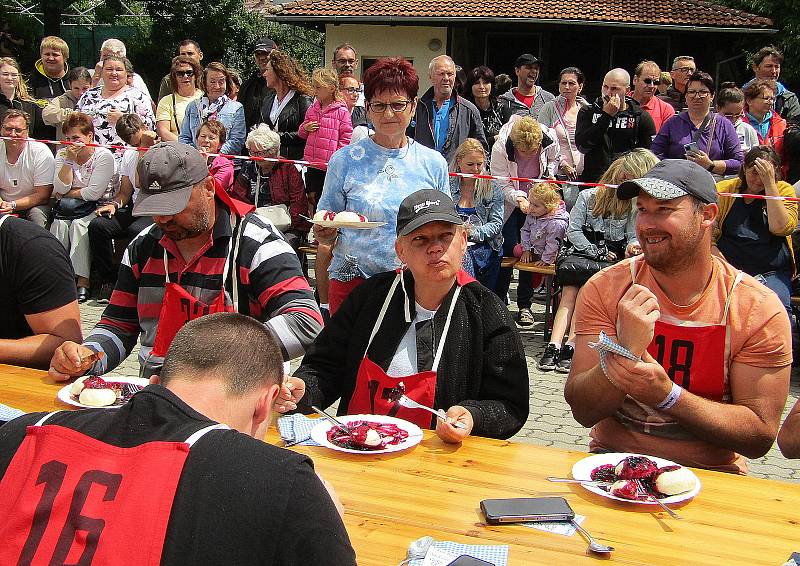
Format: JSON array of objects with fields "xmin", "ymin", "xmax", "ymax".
[{"xmin": 314, "ymin": 57, "xmax": 451, "ymax": 315}]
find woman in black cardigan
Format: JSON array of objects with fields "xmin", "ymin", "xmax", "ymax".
[
  {"xmin": 258, "ymin": 50, "xmax": 313, "ymax": 161},
  {"xmin": 277, "ymin": 191, "xmax": 530, "ymax": 442}
]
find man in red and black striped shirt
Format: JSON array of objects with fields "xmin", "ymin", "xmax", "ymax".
[{"xmin": 49, "ymin": 142, "xmax": 322, "ymax": 379}]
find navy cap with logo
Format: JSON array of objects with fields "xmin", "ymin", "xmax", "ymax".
[
  {"xmin": 253, "ymin": 38, "xmax": 276, "ymax": 53},
  {"xmin": 133, "ymin": 142, "xmax": 210, "ymax": 217},
  {"xmin": 616, "ymin": 159, "xmax": 719, "ymax": 205},
  {"xmin": 396, "ymin": 189, "xmax": 463, "ymax": 237},
  {"xmin": 515, "ymin": 54, "xmax": 542, "ymax": 68}
]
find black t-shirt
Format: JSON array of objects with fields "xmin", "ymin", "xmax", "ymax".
[
  {"xmin": 0, "ymin": 386, "xmax": 357, "ymax": 566},
  {"xmin": 0, "ymin": 216, "xmax": 77, "ymax": 339},
  {"xmin": 717, "ymin": 198, "xmax": 792, "ymax": 275}
]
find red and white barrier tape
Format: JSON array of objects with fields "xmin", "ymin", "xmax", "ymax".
[{"xmin": 3, "ymin": 135, "xmax": 799, "ymax": 202}]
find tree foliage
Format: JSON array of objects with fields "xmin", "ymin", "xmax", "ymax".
[{"xmin": 716, "ymin": 0, "xmax": 800, "ymax": 87}]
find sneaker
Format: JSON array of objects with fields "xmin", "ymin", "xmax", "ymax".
[
  {"xmin": 556, "ymin": 344, "xmax": 574, "ymax": 373},
  {"xmin": 95, "ymin": 282, "xmax": 114, "ymax": 304},
  {"xmin": 537, "ymin": 343, "xmax": 559, "ymax": 371},
  {"xmin": 517, "ymin": 307, "xmax": 535, "ymax": 328}
]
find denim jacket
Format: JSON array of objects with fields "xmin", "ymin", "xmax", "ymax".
[
  {"xmin": 567, "ymin": 187, "xmax": 637, "ymax": 256},
  {"xmin": 450, "ymin": 177, "xmax": 504, "ymax": 252},
  {"xmin": 179, "ymin": 97, "xmax": 246, "ymax": 156}
]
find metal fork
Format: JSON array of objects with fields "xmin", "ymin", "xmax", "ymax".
[{"xmin": 396, "ymin": 394, "xmax": 468, "ymax": 429}]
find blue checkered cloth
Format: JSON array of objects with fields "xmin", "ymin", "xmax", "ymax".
[
  {"xmin": 0, "ymin": 403, "xmax": 25, "ymax": 424},
  {"xmin": 588, "ymin": 331, "xmax": 640, "ymax": 378},
  {"xmin": 409, "ymin": 541, "xmax": 508, "ymax": 566},
  {"xmin": 277, "ymin": 413, "xmax": 321, "ymax": 446}
]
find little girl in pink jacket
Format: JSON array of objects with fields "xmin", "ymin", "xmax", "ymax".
[{"xmin": 299, "ymin": 68, "xmax": 353, "ymax": 205}]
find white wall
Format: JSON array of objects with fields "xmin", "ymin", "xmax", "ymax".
[{"xmin": 324, "ymin": 24, "xmax": 448, "ymax": 93}]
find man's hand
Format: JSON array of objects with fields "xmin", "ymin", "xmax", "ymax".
[
  {"xmin": 602, "ymin": 93, "xmax": 622, "ymax": 116},
  {"xmin": 435, "ymin": 405, "xmax": 473, "ymax": 443},
  {"xmin": 49, "ymin": 342, "xmax": 104, "ymax": 381},
  {"xmin": 603, "ymin": 350, "xmax": 674, "ymax": 407},
  {"xmin": 95, "ymin": 203, "xmax": 116, "ymax": 217},
  {"xmin": 616, "ymin": 284, "xmax": 660, "ymax": 357},
  {"xmin": 273, "ymin": 375, "xmax": 305, "ymax": 413}
]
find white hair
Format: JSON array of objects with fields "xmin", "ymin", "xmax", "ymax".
[
  {"xmin": 246, "ymin": 124, "xmax": 281, "ymax": 154},
  {"xmin": 429, "ymin": 55, "xmax": 455, "ymax": 75},
  {"xmin": 100, "ymin": 38, "xmax": 126, "ymax": 57}
]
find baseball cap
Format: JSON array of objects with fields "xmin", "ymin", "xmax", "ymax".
[
  {"xmin": 253, "ymin": 38, "xmax": 276, "ymax": 53},
  {"xmin": 133, "ymin": 142, "xmax": 209, "ymax": 217},
  {"xmin": 396, "ymin": 190, "xmax": 463, "ymax": 237},
  {"xmin": 515, "ymin": 54, "xmax": 542, "ymax": 68},
  {"xmin": 616, "ymin": 159, "xmax": 718, "ymax": 205}
]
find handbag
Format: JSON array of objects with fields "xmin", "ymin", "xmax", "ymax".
[
  {"xmin": 256, "ymin": 204, "xmax": 292, "ymax": 232},
  {"xmin": 555, "ymin": 226, "xmax": 614, "ymax": 286},
  {"xmin": 53, "ymin": 197, "xmax": 96, "ymax": 220}
]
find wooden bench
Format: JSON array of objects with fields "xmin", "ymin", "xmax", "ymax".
[
  {"xmin": 514, "ymin": 262, "xmax": 558, "ymax": 340},
  {"xmin": 297, "ymin": 243, "xmax": 318, "ymax": 258},
  {"xmin": 500, "ymin": 256, "xmax": 518, "ymax": 269}
]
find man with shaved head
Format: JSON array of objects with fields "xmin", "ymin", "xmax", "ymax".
[{"xmin": 575, "ymin": 68, "xmax": 656, "ymax": 181}]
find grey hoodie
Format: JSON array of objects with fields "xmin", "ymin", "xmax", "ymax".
[{"xmin": 498, "ymin": 87, "xmax": 556, "ymax": 121}]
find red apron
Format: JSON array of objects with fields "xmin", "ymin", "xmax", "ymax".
[
  {"xmin": 0, "ymin": 412, "xmax": 226, "ymax": 566},
  {"xmin": 150, "ymin": 213, "xmax": 243, "ymax": 359},
  {"xmin": 347, "ymin": 273, "xmax": 462, "ymax": 429},
  {"xmin": 617, "ymin": 259, "xmax": 743, "ymax": 437}
]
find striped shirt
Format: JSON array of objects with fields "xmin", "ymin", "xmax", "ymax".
[{"xmin": 84, "ymin": 199, "xmax": 322, "ymax": 376}]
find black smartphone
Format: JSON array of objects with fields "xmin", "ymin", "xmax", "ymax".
[
  {"xmin": 684, "ymin": 142, "xmax": 699, "ymax": 154},
  {"xmin": 480, "ymin": 496, "xmax": 575, "ymax": 524},
  {"xmin": 447, "ymin": 556, "xmax": 495, "ymax": 566}
]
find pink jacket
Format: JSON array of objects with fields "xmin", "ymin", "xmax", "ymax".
[{"xmin": 298, "ymin": 99, "xmax": 353, "ymax": 169}]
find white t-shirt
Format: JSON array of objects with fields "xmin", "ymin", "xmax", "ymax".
[
  {"xmin": 0, "ymin": 140, "xmax": 55, "ymax": 201},
  {"xmin": 119, "ymin": 148, "xmax": 140, "ymax": 201},
  {"xmin": 387, "ymin": 302, "xmax": 437, "ymax": 377}
]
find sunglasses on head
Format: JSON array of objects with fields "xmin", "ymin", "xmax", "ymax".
[
  {"xmin": 175, "ymin": 70, "xmax": 194, "ymax": 77},
  {"xmin": 642, "ymin": 78, "xmax": 661, "ymax": 85}
]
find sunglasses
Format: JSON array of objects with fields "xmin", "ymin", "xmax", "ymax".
[
  {"xmin": 642, "ymin": 78, "xmax": 661, "ymax": 85},
  {"xmin": 175, "ymin": 70, "xmax": 194, "ymax": 77}
]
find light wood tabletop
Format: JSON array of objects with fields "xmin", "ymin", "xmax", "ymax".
[{"xmin": 2, "ymin": 363, "xmax": 798, "ymax": 565}]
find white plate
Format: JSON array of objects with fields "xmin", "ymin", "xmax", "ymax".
[
  {"xmin": 57, "ymin": 377, "xmax": 150, "ymax": 409},
  {"xmin": 571, "ymin": 452, "xmax": 701, "ymax": 505},
  {"xmin": 309, "ymin": 414, "xmax": 424, "ymax": 454},
  {"xmin": 311, "ymin": 220, "xmax": 386, "ymax": 229}
]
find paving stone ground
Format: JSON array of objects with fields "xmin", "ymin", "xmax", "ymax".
[{"xmin": 78, "ymin": 267, "xmax": 800, "ymax": 484}]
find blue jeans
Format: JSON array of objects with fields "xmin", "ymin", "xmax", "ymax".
[
  {"xmin": 754, "ymin": 270, "xmax": 792, "ymax": 318},
  {"xmin": 496, "ymin": 209, "xmax": 533, "ymax": 308}
]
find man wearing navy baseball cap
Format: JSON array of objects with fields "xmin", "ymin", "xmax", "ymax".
[
  {"xmin": 565, "ymin": 159, "xmax": 791, "ymax": 474},
  {"xmin": 281, "ymin": 189, "xmax": 529, "ymax": 444},
  {"xmin": 498, "ymin": 52, "xmax": 555, "ymax": 118}
]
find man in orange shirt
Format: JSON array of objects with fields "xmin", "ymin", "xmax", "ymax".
[
  {"xmin": 565, "ymin": 159, "xmax": 791, "ymax": 474},
  {"xmin": 630, "ymin": 60, "xmax": 676, "ymax": 132}
]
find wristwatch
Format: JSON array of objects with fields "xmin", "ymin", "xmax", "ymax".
[
  {"xmin": 9, "ymin": 200, "xmax": 16, "ymax": 210},
  {"xmin": 707, "ymin": 162, "xmax": 715, "ymax": 172}
]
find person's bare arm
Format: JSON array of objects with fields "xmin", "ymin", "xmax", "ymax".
[
  {"xmin": 604, "ymin": 352, "xmax": 790, "ymax": 458},
  {"xmin": 564, "ymin": 334, "xmax": 628, "ymax": 426},
  {"xmin": 10, "ymin": 184, "xmax": 51, "ymax": 210},
  {"xmin": 156, "ymin": 120, "xmax": 178, "ymax": 142},
  {"xmin": 0, "ymin": 302, "xmax": 83, "ymax": 369},
  {"xmin": 778, "ymin": 397, "xmax": 800, "ymax": 458}
]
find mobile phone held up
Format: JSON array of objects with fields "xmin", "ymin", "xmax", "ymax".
[
  {"xmin": 684, "ymin": 142, "xmax": 700, "ymax": 155},
  {"xmin": 480, "ymin": 496, "xmax": 575, "ymax": 524}
]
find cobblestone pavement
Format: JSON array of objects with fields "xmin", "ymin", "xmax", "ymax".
[{"xmin": 79, "ymin": 279, "xmax": 800, "ymax": 484}]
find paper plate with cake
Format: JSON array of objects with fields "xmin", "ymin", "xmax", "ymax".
[
  {"xmin": 307, "ymin": 210, "xmax": 386, "ymax": 228},
  {"xmin": 58, "ymin": 375, "xmax": 149, "ymax": 409},
  {"xmin": 571, "ymin": 452, "xmax": 701, "ymax": 505},
  {"xmin": 310, "ymin": 414, "xmax": 423, "ymax": 454}
]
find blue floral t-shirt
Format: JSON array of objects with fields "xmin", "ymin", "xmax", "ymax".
[{"xmin": 318, "ymin": 137, "xmax": 450, "ymax": 281}]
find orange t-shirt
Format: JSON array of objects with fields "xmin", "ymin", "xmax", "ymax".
[{"xmin": 575, "ymin": 256, "xmax": 791, "ymax": 473}]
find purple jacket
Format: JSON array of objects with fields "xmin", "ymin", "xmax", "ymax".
[
  {"xmin": 520, "ymin": 200, "xmax": 569, "ymax": 263},
  {"xmin": 651, "ymin": 112, "xmax": 743, "ymax": 175},
  {"xmin": 298, "ymin": 99, "xmax": 353, "ymax": 169}
]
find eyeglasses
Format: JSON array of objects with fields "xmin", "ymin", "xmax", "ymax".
[
  {"xmin": 0, "ymin": 72, "xmax": 19, "ymax": 78},
  {"xmin": 341, "ymin": 86, "xmax": 361, "ymax": 94},
  {"xmin": 175, "ymin": 70, "xmax": 194, "ymax": 77},
  {"xmin": 335, "ymin": 58, "xmax": 356, "ymax": 65},
  {"xmin": 722, "ymin": 112, "xmax": 742, "ymax": 119},
  {"xmin": 642, "ymin": 78, "xmax": 661, "ymax": 85},
  {"xmin": 1, "ymin": 126, "xmax": 26, "ymax": 134},
  {"xmin": 673, "ymin": 66, "xmax": 695, "ymax": 73},
  {"xmin": 757, "ymin": 96, "xmax": 776, "ymax": 103},
  {"xmin": 686, "ymin": 89, "xmax": 711, "ymax": 98},
  {"xmin": 367, "ymin": 99, "xmax": 412, "ymax": 113}
]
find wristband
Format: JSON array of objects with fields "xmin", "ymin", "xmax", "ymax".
[
  {"xmin": 655, "ymin": 382, "xmax": 682, "ymax": 410},
  {"xmin": 707, "ymin": 162, "xmax": 715, "ymax": 173}
]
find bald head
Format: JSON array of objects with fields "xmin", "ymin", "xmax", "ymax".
[{"xmin": 605, "ymin": 68, "xmax": 630, "ymax": 86}]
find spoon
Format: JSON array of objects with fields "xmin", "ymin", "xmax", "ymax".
[
  {"xmin": 397, "ymin": 535, "xmax": 434, "ymax": 565},
  {"xmin": 571, "ymin": 520, "xmax": 614, "ymax": 555}
]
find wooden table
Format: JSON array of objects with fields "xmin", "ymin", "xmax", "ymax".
[{"xmin": 2, "ymin": 364, "xmax": 798, "ymax": 565}]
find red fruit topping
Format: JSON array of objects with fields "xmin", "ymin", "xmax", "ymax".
[
  {"xmin": 326, "ymin": 420, "xmax": 409, "ymax": 451},
  {"xmin": 385, "ymin": 382, "xmax": 406, "ymax": 402},
  {"xmin": 610, "ymin": 479, "xmax": 646, "ymax": 501},
  {"xmin": 616, "ymin": 455, "xmax": 658, "ymax": 479},
  {"xmin": 590, "ymin": 464, "xmax": 616, "ymax": 482},
  {"xmin": 82, "ymin": 375, "xmax": 109, "ymax": 389},
  {"xmin": 357, "ymin": 213, "xmax": 367, "ymax": 222},
  {"xmin": 323, "ymin": 211, "xmax": 337, "ymax": 221}
]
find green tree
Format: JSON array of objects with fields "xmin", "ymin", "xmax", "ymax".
[{"xmin": 716, "ymin": 0, "xmax": 800, "ymax": 86}]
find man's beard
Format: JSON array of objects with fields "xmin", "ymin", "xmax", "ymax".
[
  {"xmin": 160, "ymin": 208, "xmax": 211, "ymax": 241},
  {"xmin": 640, "ymin": 220, "xmax": 705, "ymax": 276}
]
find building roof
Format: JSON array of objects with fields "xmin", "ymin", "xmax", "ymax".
[{"xmin": 250, "ymin": 0, "xmax": 774, "ymax": 31}]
